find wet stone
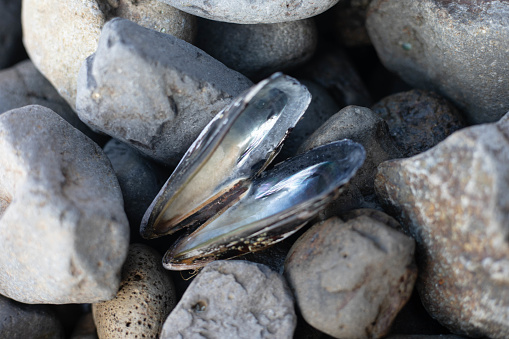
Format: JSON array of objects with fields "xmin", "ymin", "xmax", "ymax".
[
  {"xmin": 0, "ymin": 105, "xmax": 129, "ymax": 304},
  {"xmin": 22, "ymin": 0, "xmax": 196, "ymax": 108},
  {"xmin": 93, "ymin": 244, "xmax": 177, "ymax": 339},
  {"xmin": 77, "ymin": 18, "xmax": 253, "ymax": 166},
  {"xmin": 366, "ymin": 0, "xmax": 509, "ymax": 124},
  {"xmin": 160, "ymin": 260, "xmax": 296, "ymax": 339},
  {"xmin": 371, "ymin": 89, "xmax": 466, "ymax": 157},
  {"xmin": 285, "ymin": 214, "xmax": 417, "ymax": 339},
  {"xmin": 196, "ymin": 18, "xmax": 317, "ymax": 81},
  {"xmin": 375, "ymin": 112, "xmax": 509, "ymax": 338}
]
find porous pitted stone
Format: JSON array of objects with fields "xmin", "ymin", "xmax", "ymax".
[
  {"xmin": 77, "ymin": 18, "xmax": 253, "ymax": 166},
  {"xmin": 366, "ymin": 0, "xmax": 509, "ymax": 123},
  {"xmin": 375, "ymin": 112, "xmax": 509, "ymax": 338},
  {"xmin": 160, "ymin": 260, "xmax": 296, "ymax": 339},
  {"xmin": 0, "ymin": 105, "xmax": 129, "ymax": 304}
]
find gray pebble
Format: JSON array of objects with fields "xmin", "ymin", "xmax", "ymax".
[
  {"xmin": 93, "ymin": 244, "xmax": 177, "ymax": 339},
  {"xmin": 0, "ymin": 105, "xmax": 129, "ymax": 304},
  {"xmin": 77, "ymin": 18, "xmax": 253, "ymax": 166},
  {"xmin": 157, "ymin": 0, "xmax": 340, "ymax": 24},
  {"xmin": 0, "ymin": 0, "xmax": 23, "ymax": 69},
  {"xmin": 196, "ymin": 18, "xmax": 317, "ymax": 80},
  {"xmin": 366, "ymin": 0, "xmax": 509, "ymax": 123},
  {"xmin": 285, "ymin": 215, "xmax": 417, "ymax": 339},
  {"xmin": 0, "ymin": 294, "xmax": 64, "ymax": 338},
  {"xmin": 375, "ymin": 112, "xmax": 509, "ymax": 338},
  {"xmin": 161, "ymin": 260, "xmax": 296, "ymax": 339}
]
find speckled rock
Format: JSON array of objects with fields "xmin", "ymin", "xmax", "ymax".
[
  {"xmin": 371, "ymin": 89, "xmax": 466, "ymax": 157},
  {"xmin": 161, "ymin": 260, "xmax": 296, "ymax": 339},
  {"xmin": 366, "ymin": 0, "xmax": 509, "ymax": 123},
  {"xmin": 0, "ymin": 105, "xmax": 129, "ymax": 304},
  {"xmin": 0, "ymin": 0, "xmax": 23, "ymax": 69},
  {"xmin": 157, "ymin": 0, "xmax": 340, "ymax": 24},
  {"xmin": 22, "ymin": 0, "xmax": 196, "ymax": 108},
  {"xmin": 375, "ymin": 112, "xmax": 509, "ymax": 338},
  {"xmin": 0, "ymin": 294, "xmax": 64, "ymax": 338},
  {"xmin": 93, "ymin": 244, "xmax": 176, "ymax": 339},
  {"xmin": 285, "ymin": 215, "xmax": 417, "ymax": 338},
  {"xmin": 196, "ymin": 18, "xmax": 317, "ymax": 80},
  {"xmin": 77, "ymin": 18, "xmax": 252, "ymax": 166},
  {"xmin": 0, "ymin": 60, "xmax": 101, "ymax": 142}
]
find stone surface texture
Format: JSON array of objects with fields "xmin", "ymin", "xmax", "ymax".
[
  {"xmin": 196, "ymin": 18, "xmax": 317, "ymax": 80},
  {"xmin": 0, "ymin": 294, "xmax": 64, "ymax": 338},
  {"xmin": 161, "ymin": 260, "xmax": 296, "ymax": 339},
  {"xmin": 157, "ymin": 0, "xmax": 340, "ymax": 24},
  {"xmin": 285, "ymin": 215, "xmax": 417, "ymax": 338},
  {"xmin": 77, "ymin": 18, "xmax": 253, "ymax": 166},
  {"xmin": 93, "ymin": 244, "xmax": 176, "ymax": 339},
  {"xmin": 375, "ymin": 113, "xmax": 509, "ymax": 338},
  {"xmin": 0, "ymin": 105, "xmax": 129, "ymax": 304},
  {"xmin": 0, "ymin": 0, "xmax": 23, "ymax": 69},
  {"xmin": 366, "ymin": 0, "xmax": 509, "ymax": 124},
  {"xmin": 22, "ymin": 0, "xmax": 196, "ymax": 108},
  {"xmin": 371, "ymin": 89, "xmax": 466, "ymax": 157}
]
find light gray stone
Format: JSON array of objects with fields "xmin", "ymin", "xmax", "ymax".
[
  {"xmin": 0, "ymin": 0, "xmax": 23, "ymax": 69},
  {"xmin": 0, "ymin": 294, "xmax": 64, "ymax": 338},
  {"xmin": 366, "ymin": 0, "xmax": 509, "ymax": 123},
  {"xmin": 161, "ymin": 260, "xmax": 296, "ymax": 339},
  {"xmin": 22, "ymin": 0, "xmax": 196, "ymax": 108},
  {"xmin": 157, "ymin": 0, "xmax": 340, "ymax": 24},
  {"xmin": 196, "ymin": 18, "xmax": 317, "ymax": 80},
  {"xmin": 375, "ymin": 112, "xmax": 509, "ymax": 338},
  {"xmin": 77, "ymin": 18, "xmax": 253, "ymax": 166},
  {"xmin": 285, "ymin": 215, "xmax": 417, "ymax": 339},
  {"xmin": 0, "ymin": 105, "xmax": 129, "ymax": 304},
  {"xmin": 93, "ymin": 244, "xmax": 177, "ymax": 339}
]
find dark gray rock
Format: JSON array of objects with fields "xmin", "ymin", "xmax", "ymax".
[
  {"xmin": 196, "ymin": 18, "xmax": 317, "ymax": 80},
  {"xmin": 0, "ymin": 105, "xmax": 129, "ymax": 304},
  {"xmin": 327, "ymin": 0, "xmax": 373, "ymax": 46},
  {"xmin": 0, "ymin": 0, "xmax": 23, "ymax": 69},
  {"xmin": 285, "ymin": 215, "xmax": 417, "ymax": 338},
  {"xmin": 161, "ymin": 260, "xmax": 296, "ymax": 339},
  {"xmin": 0, "ymin": 294, "xmax": 64, "ymax": 338},
  {"xmin": 156, "ymin": 0, "xmax": 340, "ymax": 24},
  {"xmin": 93, "ymin": 244, "xmax": 177, "ymax": 339},
  {"xmin": 71, "ymin": 312, "xmax": 98, "ymax": 339},
  {"xmin": 77, "ymin": 18, "xmax": 253, "ymax": 166},
  {"xmin": 386, "ymin": 336, "xmax": 467, "ymax": 339},
  {"xmin": 375, "ymin": 112, "xmax": 509, "ymax": 338},
  {"xmin": 366, "ymin": 0, "xmax": 509, "ymax": 124},
  {"xmin": 371, "ymin": 89, "xmax": 466, "ymax": 157}
]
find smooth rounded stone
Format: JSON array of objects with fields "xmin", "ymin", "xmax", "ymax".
[
  {"xmin": 0, "ymin": 105, "xmax": 129, "ymax": 304},
  {"xmin": 93, "ymin": 244, "xmax": 176, "ymax": 339},
  {"xmin": 77, "ymin": 18, "xmax": 253, "ymax": 166},
  {"xmin": 196, "ymin": 18, "xmax": 317, "ymax": 80},
  {"xmin": 371, "ymin": 89, "xmax": 466, "ymax": 157},
  {"xmin": 375, "ymin": 112, "xmax": 509, "ymax": 338},
  {"xmin": 285, "ymin": 215, "xmax": 417, "ymax": 339},
  {"xmin": 103, "ymin": 139, "xmax": 169, "ymax": 240},
  {"xmin": 71, "ymin": 312, "xmax": 98, "ymax": 339},
  {"xmin": 326, "ymin": 0, "xmax": 373, "ymax": 46},
  {"xmin": 157, "ymin": 0, "xmax": 340, "ymax": 24},
  {"xmin": 366, "ymin": 0, "xmax": 509, "ymax": 124},
  {"xmin": 0, "ymin": 60, "xmax": 102, "ymax": 143},
  {"xmin": 22, "ymin": 0, "xmax": 196, "ymax": 108},
  {"xmin": 161, "ymin": 260, "xmax": 296, "ymax": 339},
  {"xmin": 0, "ymin": 294, "xmax": 64, "ymax": 338}
]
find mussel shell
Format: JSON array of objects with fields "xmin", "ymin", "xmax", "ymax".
[
  {"xmin": 140, "ymin": 73, "xmax": 311, "ymax": 239},
  {"xmin": 163, "ymin": 139, "xmax": 366, "ymax": 270}
]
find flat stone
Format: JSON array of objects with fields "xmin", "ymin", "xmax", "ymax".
[
  {"xmin": 161, "ymin": 260, "xmax": 296, "ymax": 339},
  {"xmin": 0, "ymin": 105, "xmax": 129, "ymax": 304},
  {"xmin": 375, "ymin": 112, "xmax": 509, "ymax": 338},
  {"xmin": 196, "ymin": 18, "xmax": 317, "ymax": 80},
  {"xmin": 0, "ymin": 0, "xmax": 23, "ymax": 70},
  {"xmin": 366, "ymin": 0, "xmax": 509, "ymax": 123},
  {"xmin": 77, "ymin": 18, "xmax": 253, "ymax": 165},
  {"xmin": 156, "ymin": 0, "xmax": 340, "ymax": 24},
  {"xmin": 93, "ymin": 244, "xmax": 177, "ymax": 339},
  {"xmin": 371, "ymin": 89, "xmax": 466, "ymax": 157},
  {"xmin": 22, "ymin": 0, "xmax": 196, "ymax": 108},
  {"xmin": 0, "ymin": 294, "xmax": 64, "ymax": 338},
  {"xmin": 285, "ymin": 215, "xmax": 417, "ymax": 338}
]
